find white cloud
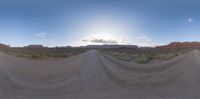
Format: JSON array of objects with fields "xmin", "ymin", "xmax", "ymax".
[
  {"xmin": 82, "ymin": 38, "xmax": 118, "ymax": 44},
  {"xmin": 182, "ymin": 17, "xmax": 194, "ymax": 23},
  {"xmin": 91, "ymin": 39, "xmax": 118, "ymax": 44},
  {"xmin": 136, "ymin": 35, "xmax": 158, "ymax": 47},
  {"xmin": 81, "ymin": 34, "xmax": 158, "ymax": 47},
  {"xmin": 35, "ymin": 32, "xmax": 46, "ymax": 39},
  {"xmin": 182, "ymin": 12, "xmax": 195, "ymax": 23},
  {"xmin": 120, "ymin": 35, "xmax": 158, "ymax": 47},
  {"xmin": 185, "ymin": 12, "xmax": 189, "ymax": 15},
  {"xmin": 187, "ymin": 18, "xmax": 194, "ymax": 23}
]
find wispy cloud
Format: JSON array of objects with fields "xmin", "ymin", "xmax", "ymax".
[
  {"xmin": 120, "ymin": 35, "xmax": 158, "ymax": 47},
  {"xmin": 81, "ymin": 34, "xmax": 158, "ymax": 47},
  {"xmin": 182, "ymin": 17, "xmax": 195, "ymax": 23},
  {"xmin": 187, "ymin": 18, "xmax": 194, "ymax": 23},
  {"xmin": 135, "ymin": 35, "xmax": 157, "ymax": 46},
  {"xmin": 35, "ymin": 32, "xmax": 46, "ymax": 39},
  {"xmin": 182, "ymin": 12, "xmax": 195, "ymax": 23},
  {"xmin": 82, "ymin": 38, "xmax": 118, "ymax": 44}
]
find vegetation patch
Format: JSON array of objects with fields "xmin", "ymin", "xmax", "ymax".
[
  {"xmin": 134, "ymin": 54, "xmax": 150, "ymax": 63},
  {"xmin": 101, "ymin": 48, "xmax": 193, "ymax": 64},
  {"xmin": 0, "ymin": 48, "xmax": 88, "ymax": 60},
  {"xmin": 155, "ymin": 53, "xmax": 177, "ymax": 60}
]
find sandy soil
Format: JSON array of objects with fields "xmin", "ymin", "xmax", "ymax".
[{"xmin": 0, "ymin": 49, "xmax": 200, "ymax": 99}]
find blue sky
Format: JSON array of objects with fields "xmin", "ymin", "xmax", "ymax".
[{"xmin": 0, "ymin": 0, "xmax": 200, "ymax": 47}]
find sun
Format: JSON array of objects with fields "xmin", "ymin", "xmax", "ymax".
[
  {"xmin": 85, "ymin": 20, "xmax": 125, "ymax": 41},
  {"xmin": 75, "ymin": 14, "xmax": 136, "ymax": 46}
]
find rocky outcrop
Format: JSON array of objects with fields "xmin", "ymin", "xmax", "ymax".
[
  {"xmin": 157, "ymin": 42, "xmax": 200, "ymax": 48},
  {"xmin": 0, "ymin": 43, "xmax": 10, "ymax": 48}
]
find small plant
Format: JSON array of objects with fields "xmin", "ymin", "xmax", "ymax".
[
  {"xmin": 31, "ymin": 55, "xmax": 41, "ymax": 59},
  {"xmin": 134, "ymin": 54, "xmax": 150, "ymax": 63},
  {"xmin": 157, "ymin": 53, "xmax": 176, "ymax": 60},
  {"xmin": 0, "ymin": 48, "xmax": 88, "ymax": 60}
]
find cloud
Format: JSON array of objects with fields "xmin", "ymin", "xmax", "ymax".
[
  {"xmin": 182, "ymin": 17, "xmax": 194, "ymax": 23},
  {"xmin": 81, "ymin": 34, "xmax": 158, "ymax": 47},
  {"xmin": 135, "ymin": 35, "xmax": 157, "ymax": 46},
  {"xmin": 182, "ymin": 12, "xmax": 195, "ymax": 23},
  {"xmin": 82, "ymin": 38, "xmax": 118, "ymax": 44},
  {"xmin": 120, "ymin": 35, "xmax": 158, "ymax": 47},
  {"xmin": 185, "ymin": 12, "xmax": 189, "ymax": 15},
  {"xmin": 187, "ymin": 18, "xmax": 194, "ymax": 23},
  {"xmin": 91, "ymin": 39, "xmax": 118, "ymax": 44},
  {"xmin": 82, "ymin": 39, "xmax": 88, "ymax": 42},
  {"xmin": 35, "ymin": 32, "xmax": 46, "ymax": 39}
]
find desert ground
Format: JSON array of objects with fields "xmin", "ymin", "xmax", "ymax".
[{"xmin": 0, "ymin": 48, "xmax": 200, "ymax": 99}]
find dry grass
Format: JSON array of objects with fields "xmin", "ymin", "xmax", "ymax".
[
  {"xmin": 0, "ymin": 47, "xmax": 88, "ymax": 60},
  {"xmin": 101, "ymin": 48, "xmax": 194, "ymax": 63}
]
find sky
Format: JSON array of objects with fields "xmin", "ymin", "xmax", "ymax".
[{"xmin": 0, "ymin": 0, "xmax": 200, "ymax": 47}]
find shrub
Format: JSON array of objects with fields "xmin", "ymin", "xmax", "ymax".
[
  {"xmin": 157, "ymin": 53, "xmax": 176, "ymax": 60},
  {"xmin": 134, "ymin": 54, "xmax": 150, "ymax": 63},
  {"xmin": 31, "ymin": 55, "xmax": 40, "ymax": 59}
]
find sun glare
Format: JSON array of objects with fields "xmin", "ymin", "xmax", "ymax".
[{"xmin": 83, "ymin": 16, "xmax": 128, "ymax": 42}]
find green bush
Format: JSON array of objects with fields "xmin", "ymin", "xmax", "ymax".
[
  {"xmin": 0, "ymin": 48, "xmax": 88, "ymax": 60},
  {"xmin": 134, "ymin": 54, "xmax": 150, "ymax": 63},
  {"xmin": 31, "ymin": 55, "xmax": 41, "ymax": 59},
  {"xmin": 157, "ymin": 53, "xmax": 176, "ymax": 60}
]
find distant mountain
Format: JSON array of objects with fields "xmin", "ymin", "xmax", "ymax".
[
  {"xmin": 24, "ymin": 45, "xmax": 44, "ymax": 48},
  {"xmin": 157, "ymin": 42, "xmax": 200, "ymax": 48},
  {"xmin": 0, "ymin": 43, "xmax": 10, "ymax": 48}
]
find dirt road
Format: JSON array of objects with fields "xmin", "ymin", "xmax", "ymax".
[{"xmin": 0, "ymin": 50, "xmax": 200, "ymax": 99}]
